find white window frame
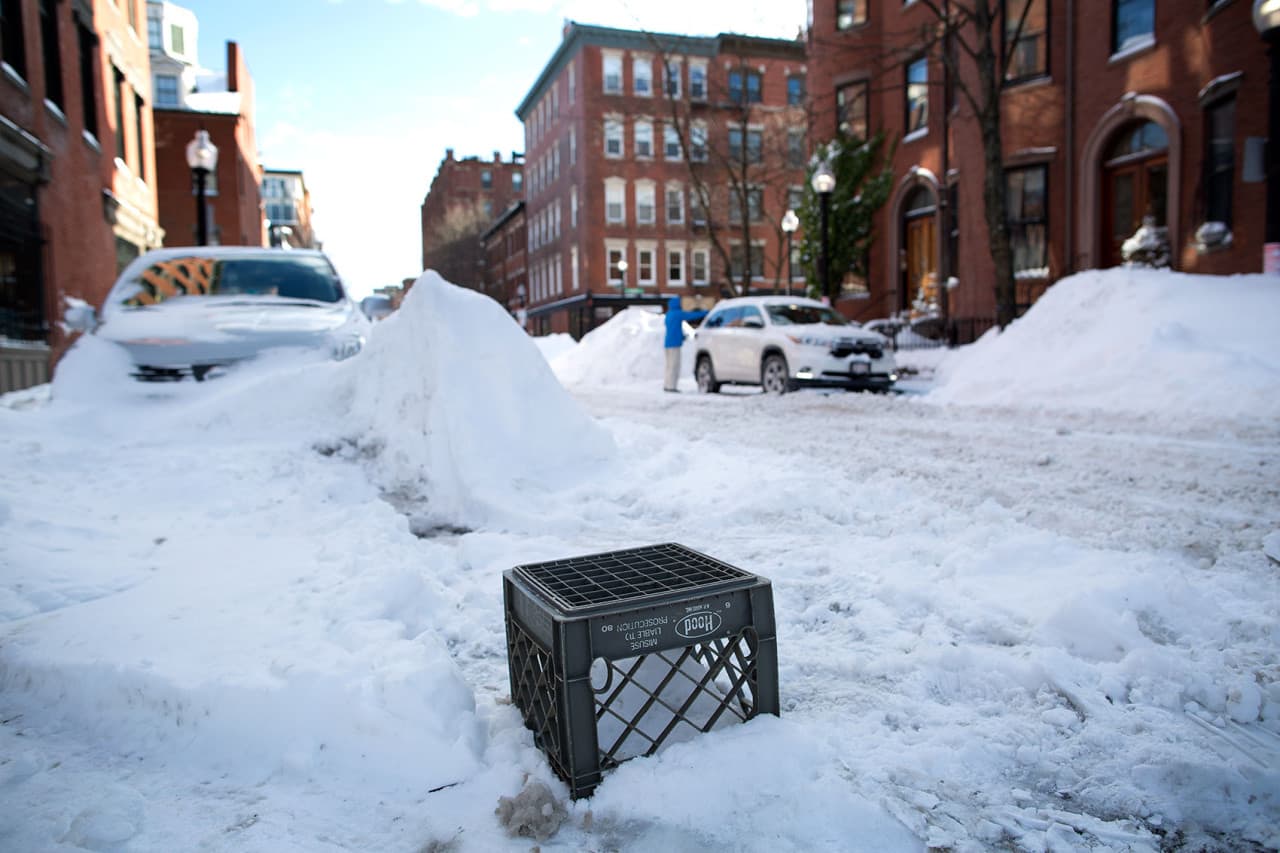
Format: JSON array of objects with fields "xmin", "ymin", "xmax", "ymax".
[
  {"xmin": 570, "ymin": 127, "xmax": 577, "ymax": 164},
  {"xmin": 571, "ymin": 244, "xmax": 580, "ymax": 290},
  {"xmin": 690, "ymin": 61, "xmax": 708, "ymax": 101},
  {"xmin": 571, "ymin": 186, "xmax": 578, "ymax": 228},
  {"xmin": 636, "ymin": 241, "xmax": 657, "ymax": 285},
  {"xmin": 664, "ymin": 123, "xmax": 682, "ymax": 161},
  {"xmin": 568, "ymin": 61, "xmax": 576, "ymax": 104},
  {"xmin": 633, "ymin": 54, "xmax": 653, "ymax": 96},
  {"xmin": 691, "ymin": 245, "xmax": 710, "ymax": 285},
  {"xmin": 603, "ymin": 51, "xmax": 623, "ymax": 94},
  {"xmin": 604, "ymin": 116, "xmax": 624, "ymax": 158},
  {"xmin": 690, "ymin": 120, "xmax": 708, "ymax": 162},
  {"xmin": 635, "ymin": 179, "xmax": 656, "ymax": 225},
  {"xmin": 664, "ymin": 59, "xmax": 682, "ymax": 98},
  {"xmin": 605, "ymin": 177, "xmax": 626, "ymax": 225},
  {"xmin": 665, "ymin": 181, "xmax": 684, "ymax": 225},
  {"xmin": 606, "ymin": 239, "xmax": 629, "ymax": 286},
  {"xmin": 667, "ymin": 240, "xmax": 687, "ymax": 286},
  {"xmin": 634, "ymin": 119, "xmax": 654, "ymax": 159}
]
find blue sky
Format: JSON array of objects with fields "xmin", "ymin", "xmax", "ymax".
[{"xmin": 188, "ymin": 0, "xmax": 805, "ymax": 297}]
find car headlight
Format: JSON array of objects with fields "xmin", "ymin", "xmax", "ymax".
[
  {"xmin": 332, "ymin": 335, "xmax": 365, "ymax": 361},
  {"xmin": 786, "ymin": 334, "xmax": 833, "ymax": 348}
]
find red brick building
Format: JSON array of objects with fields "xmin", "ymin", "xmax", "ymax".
[
  {"xmin": 480, "ymin": 200, "xmax": 527, "ymax": 323},
  {"xmin": 263, "ymin": 168, "xmax": 318, "ymax": 249},
  {"xmin": 515, "ymin": 22, "xmax": 809, "ymax": 338},
  {"xmin": 420, "ymin": 148, "xmax": 524, "ymax": 288},
  {"xmin": 0, "ymin": 0, "xmax": 163, "ymax": 390},
  {"xmin": 151, "ymin": 38, "xmax": 263, "ymax": 248},
  {"xmin": 806, "ymin": 0, "xmax": 1271, "ymax": 331}
]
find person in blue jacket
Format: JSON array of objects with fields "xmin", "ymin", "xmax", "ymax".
[{"xmin": 663, "ymin": 295, "xmax": 708, "ymax": 392}]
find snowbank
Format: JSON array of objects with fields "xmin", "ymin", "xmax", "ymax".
[
  {"xmin": 929, "ymin": 268, "xmax": 1280, "ymax": 420},
  {"xmin": 550, "ymin": 306, "xmax": 698, "ymax": 388},
  {"xmin": 531, "ymin": 332, "xmax": 578, "ymax": 363}
]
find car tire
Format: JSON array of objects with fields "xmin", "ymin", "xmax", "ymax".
[
  {"xmin": 761, "ymin": 353, "xmax": 792, "ymax": 395},
  {"xmin": 695, "ymin": 355, "xmax": 720, "ymax": 393}
]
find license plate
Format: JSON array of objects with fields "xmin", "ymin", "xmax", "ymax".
[{"xmin": 850, "ymin": 362, "xmax": 870, "ymax": 375}]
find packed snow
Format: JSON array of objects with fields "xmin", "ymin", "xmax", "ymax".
[{"xmin": 1, "ymin": 267, "xmax": 1277, "ymax": 852}]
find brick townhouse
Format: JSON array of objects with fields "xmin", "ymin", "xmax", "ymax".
[
  {"xmin": 807, "ymin": 0, "xmax": 1270, "ymax": 332},
  {"xmin": 514, "ymin": 22, "xmax": 809, "ymax": 338},
  {"xmin": 0, "ymin": 0, "xmax": 163, "ymax": 391},
  {"xmin": 420, "ymin": 148, "xmax": 524, "ymax": 288},
  {"xmin": 148, "ymin": 1, "xmax": 263, "ymax": 248},
  {"xmin": 262, "ymin": 167, "xmax": 318, "ymax": 249},
  {"xmin": 480, "ymin": 199, "xmax": 526, "ymax": 319}
]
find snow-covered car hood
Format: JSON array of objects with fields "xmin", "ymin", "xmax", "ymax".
[{"xmin": 98, "ymin": 296, "xmax": 366, "ymax": 369}]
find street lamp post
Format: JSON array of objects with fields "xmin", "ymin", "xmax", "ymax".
[
  {"xmin": 1256, "ymin": 0, "xmax": 1280, "ymax": 272},
  {"xmin": 185, "ymin": 129, "xmax": 218, "ymax": 246},
  {"xmin": 810, "ymin": 161, "xmax": 836, "ymax": 302},
  {"xmin": 781, "ymin": 209, "xmax": 799, "ymax": 296}
]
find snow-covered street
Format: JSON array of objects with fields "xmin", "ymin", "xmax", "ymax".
[{"xmin": 1, "ymin": 269, "xmax": 1277, "ymax": 851}]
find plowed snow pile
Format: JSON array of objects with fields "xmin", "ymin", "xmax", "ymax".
[
  {"xmin": 929, "ymin": 268, "xmax": 1280, "ymax": 420},
  {"xmin": 550, "ymin": 306, "xmax": 697, "ymax": 388}
]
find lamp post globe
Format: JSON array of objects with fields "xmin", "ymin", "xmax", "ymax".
[
  {"xmin": 1256, "ymin": 0, "xmax": 1280, "ymax": 271},
  {"xmin": 810, "ymin": 161, "xmax": 836, "ymax": 301},
  {"xmin": 781, "ymin": 209, "xmax": 799, "ymax": 296},
  {"xmin": 186, "ymin": 130, "xmax": 219, "ymax": 246}
]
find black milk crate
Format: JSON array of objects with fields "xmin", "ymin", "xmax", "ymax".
[{"xmin": 503, "ymin": 542, "xmax": 779, "ymax": 799}]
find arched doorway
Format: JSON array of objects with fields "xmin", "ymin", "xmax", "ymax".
[
  {"xmin": 1101, "ymin": 121, "xmax": 1169, "ymax": 267},
  {"xmin": 901, "ymin": 185, "xmax": 938, "ymax": 314}
]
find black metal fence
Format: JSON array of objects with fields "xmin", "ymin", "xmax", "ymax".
[{"xmin": 877, "ymin": 315, "xmax": 1001, "ymax": 351}]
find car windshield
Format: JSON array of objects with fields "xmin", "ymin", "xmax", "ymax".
[
  {"xmin": 764, "ymin": 303, "xmax": 849, "ymax": 326},
  {"xmin": 117, "ymin": 254, "xmax": 344, "ymax": 307}
]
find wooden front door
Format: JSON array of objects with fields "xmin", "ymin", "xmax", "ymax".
[
  {"xmin": 904, "ymin": 215, "xmax": 938, "ymax": 313},
  {"xmin": 1102, "ymin": 155, "xmax": 1168, "ymax": 267}
]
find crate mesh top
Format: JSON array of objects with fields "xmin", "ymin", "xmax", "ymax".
[{"xmin": 512, "ymin": 543, "xmax": 756, "ymax": 613}]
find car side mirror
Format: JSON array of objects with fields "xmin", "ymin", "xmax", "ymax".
[
  {"xmin": 63, "ymin": 301, "xmax": 97, "ymax": 333},
  {"xmin": 360, "ymin": 295, "xmax": 394, "ymax": 321},
  {"xmin": 743, "ymin": 317, "xmax": 764, "ymax": 329}
]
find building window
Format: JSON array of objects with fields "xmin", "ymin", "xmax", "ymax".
[
  {"xmin": 728, "ymin": 186, "xmax": 764, "ymax": 223},
  {"xmin": 1006, "ymin": 165, "xmax": 1048, "ymax": 278},
  {"xmin": 634, "ymin": 119, "xmax": 654, "ymax": 158},
  {"xmin": 728, "ymin": 128, "xmax": 763, "ymax": 164},
  {"xmin": 608, "ymin": 245, "xmax": 626, "ymax": 284},
  {"xmin": 787, "ymin": 129, "xmax": 805, "ymax": 167},
  {"xmin": 636, "ymin": 180, "xmax": 656, "ymax": 225},
  {"xmin": 905, "ymin": 56, "xmax": 928, "ymax": 134},
  {"xmin": 1112, "ymin": 0, "xmax": 1154, "ymax": 55},
  {"xmin": 787, "ymin": 75, "xmax": 805, "ymax": 106},
  {"xmin": 729, "ymin": 69, "xmax": 762, "ymax": 104},
  {"xmin": 1004, "ymin": 0, "xmax": 1048, "ymax": 82},
  {"xmin": 569, "ymin": 127, "xmax": 576, "ymax": 164},
  {"xmin": 155, "ymin": 74, "xmax": 178, "ymax": 106},
  {"xmin": 664, "ymin": 124, "xmax": 681, "ymax": 160},
  {"xmin": 77, "ymin": 22, "xmax": 96, "ymax": 137},
  {"xmin": 134, "ymin": 93, "xmax": 147, "ymax": 182},
  {"xmin": 837, "ymin": 81, "xmax": 868, "ymax": 139},
  {"xmin": 689, "ymin": 62, "xmax": 707, "ymax": 100},
  {"xmin": 113, "ymin": 66, "xmax": 126, "ymax": 162},
  {"xmin": 605, "ymin": 178, "xmax": 625, "ymax": 224},
  {"xmin": 571, "ymin": 186, "xmax": 578, "ymax": 227},
  {"xmin": 604, "ymin": 118, "xmax": 623, "ymax": 157},
  {"xmin": 568, "ymin": 61, "xmax": 576, "ymax": 103},
  {"xmin": 513, "ymin": 171, "xmax": 523, "ymax": 193},
  {"xmin": 633, "ymin": 55, "xmax": 652, "ymax": 96},
  {"xmin": 2, "ymin": 0, "xmax": 28, "ymax": 79},
  {"xmin": 169, "ymin": 23, "xmax": 184, "ymax": 55},
  {"xmin": 603, "ymin": 53, "xmax": 622, "ymax": 93},
  {"xmin": 690, "ymin": 191, "xmax": 707, "ymax": 225},
  {"xmin": 837, "ymin": 0, "xmax": 866, "ymax": 29},
  {"xmin": 666, "ymin": 182, "xmax": 684, "ymax": 224},
  {"xmin": 664, "ymin": 60, "xmax": 681, "ymax": 98},
  {"xmin": 40, "ymin": 0, "xmax": 62, "ymax": 109},
  {"xmin": 481, "ymin": 169, "xmax": 492, "ymax": 189},
  {"xmin": 147, "ymin": 13, "xmax": 161, "ymax": 48},
  {"xmin": 638, "ymin": 247, "xmax": 655, "ymax": 284},
  {"xmin": 1203, "ymin": 96, "xmax": 1235, "ymax": 228},
  {"xmin": 692, "ymin": 247, "xmax": 709, "ymax": 283},
  {"xmin": 730, "ymin": 243, "xmax": 763, "ymax": 279},
  {"xmin": 690, "ymin": 121, "xmax": 708, "ymax": 162},
  {"xmin": 668, "ymin": 248, "xmax": 685, "ymax": 285},
  {"xmin": 788, "ymin": 186, "xmax": 804, "ymax": 212}
]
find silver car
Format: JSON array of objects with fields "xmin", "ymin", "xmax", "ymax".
[
  {"xmin": 693, "ymin": 296, "xmax": 897, "ymax": 394},
  {"xmin": 67, "ymin": 247, "xmax": 372, "ymax": 381}
]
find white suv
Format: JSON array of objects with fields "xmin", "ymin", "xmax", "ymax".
[{"xmin": 692, "ymin": 296, "xmax": 898, "ymax": 394}]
